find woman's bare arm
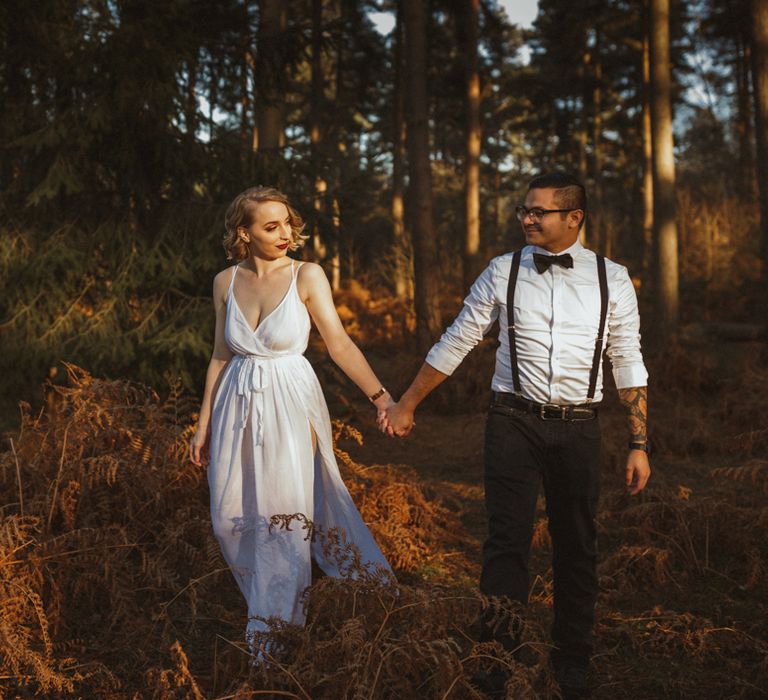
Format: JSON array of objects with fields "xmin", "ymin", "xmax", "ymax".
[
  {"xmin": 190, "ymin": 270, "xmax": 234, "ymax": 465},
  {"xmin": 299, "ymin": 262, "xmax": 393, "ymax": 412}
]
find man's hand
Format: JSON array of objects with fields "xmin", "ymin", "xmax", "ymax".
[
  {"xmin": 625, "ymin": 449, "xmax": 651, "ymax": 495},
  {"xmin": 618, "ymin": 386, "xmax": 650, "ymax": 495},
  {"xmin": 377, "ymin": 363, "xmax": 448, "ymax": 438},
  {"xmin": 381, "ymin": 401, "xmax": 415, "ymax": 438}
]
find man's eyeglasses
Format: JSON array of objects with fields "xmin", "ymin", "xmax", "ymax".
[{"xmin": 515, "ymin": 206, "xmax": 581, "ymax": 223}]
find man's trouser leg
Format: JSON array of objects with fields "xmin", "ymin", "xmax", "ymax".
[
  {"xmin": 544, "ymin": 417, "xmax": 602, "ymax": 671},
  {"xmin": 479, "ymin": 405, "xmax": 544, "ymax": 651}
]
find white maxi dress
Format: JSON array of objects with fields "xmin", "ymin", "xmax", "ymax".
[{"xmin": 207, "ymin": 261, "xmax": 391, "ymax": 643}]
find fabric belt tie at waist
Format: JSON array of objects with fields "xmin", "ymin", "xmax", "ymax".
[
  {"xmin": 235, "ymin": 356, "xmax": 269, "ymax": 445},
  {"xmin": 491, "ymin": 391, "xmax": 600, "ymax": 421}
]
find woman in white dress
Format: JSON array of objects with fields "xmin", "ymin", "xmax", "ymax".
[{"xmin": 189, "ymin": 186, "xmax": 394, "ymax": 650}]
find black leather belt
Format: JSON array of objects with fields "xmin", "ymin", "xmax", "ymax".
[{"xmin": 491, "ymin": 391, "xmax": 599, "ymax": 421}]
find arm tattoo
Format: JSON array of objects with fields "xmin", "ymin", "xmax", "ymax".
[{"xmin": 618, "ymin": 386, "xmax": 648, "ymax": 442}]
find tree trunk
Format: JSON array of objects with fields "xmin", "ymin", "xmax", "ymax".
[
  {"xmin": 403, "ymin": 0, "xmax": 442, "ymax": 349},
  {"xmin": 736, "ymin": 31, "xmax": 755, "ymax": 195},
  {"xmin": 494, "ymin": 167, "xmax": 503, "ymax": 250},
  {"xmin": 392, "ymin": 1, "xmax": 411, "ymax": 300},
  {"xmin": 578, "ymin": 54, "xmax": 589, "ymax": 247},
  {"xmin": 463, "ymin": 0, "xmax": 481, "ymax": 291},
  {"xmin": 589, "ymin": 32, "xmax": 606, "ymax": 256},
  {"xmin": 185, "ymin": 55, "xmax": 198, "ymax": 195},
  {"xmin": 641, "ymin": 2, "xmax": 654, "ymax": 280},
  {"xmin": 256, "ymin": 0, "xmax": 286, "ymax": 152},
  {"xmin": 240, "ymin": 41, "xmax": 253, "ymax": 172},
  {"xmin": 328, "ymin": 0, "xmax": 357, "ymax": 290},
  {"xmin": 650, "ymin": 0, "xmax": 679, "ymax": 337},
  {"xmin": 751, "ymin": 0, "xmax": 768, "ymax": 293},
  {"xmin": 310, "ymin": 0, "xmax": 329, "ymax": 267},
  {"xmin": 331, "ymin": 193, "xmax": 342, "ymax": 291}
]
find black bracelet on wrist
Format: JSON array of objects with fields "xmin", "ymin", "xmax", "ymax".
[
  {"xmin": 368, "ymin": 387, "xmax": 388, "ymax": 403},
  {"xmin": 629, "ymin": 440, "xmax": 651, "ymax": 454}
]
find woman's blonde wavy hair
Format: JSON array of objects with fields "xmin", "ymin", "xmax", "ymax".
[{"xmin": 223, "ymin": 186, "xmax": 308, "ymax": 261}]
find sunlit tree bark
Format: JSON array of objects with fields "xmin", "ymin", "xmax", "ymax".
[
  {"xmin": 310, "ymin": 0, "xmax": 329, "ymax": 267},
  {"xmin": 650, "ymin": 0, "xmax": 679, "ymax": 336},
  {"xmin": 641, "ymin": 0, "xmax": 654, "ymax": 280},
  {"xmin": 392, "ymin": 1, "xmax": 411, "ymax": 300},
  {"xmin": 463, "ymin": 0, "xmax": 481, "ymax": 290},
  {"xmin": 590, "ymin": 31, "xmax": 606, "ymax": 256}
]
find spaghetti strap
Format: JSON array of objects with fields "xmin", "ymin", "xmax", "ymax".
[
  {"xmin": 290, "ymin": 260, "xmax": 305, "ymax": 288},
  {"xmin": 228, "ymin": 264, "xmax": 238, "ymax": 296}
]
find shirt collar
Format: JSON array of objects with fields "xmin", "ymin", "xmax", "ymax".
[{"xmin": 530, "ymin": 239, "xmax": 584, "ymax": 257}]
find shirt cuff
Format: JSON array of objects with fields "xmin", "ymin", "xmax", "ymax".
[
  {"xmin": 613, "ymin": 364, "xmax": 649, "ymax": 390},
  {"xmin": 425, "ymin": 345, "xmax": 461, "ymax": 376}
]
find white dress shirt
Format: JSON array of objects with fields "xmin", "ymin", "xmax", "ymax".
[{"xmin": 425, "ymin": 240, "xmax": 648, "ymax": 404}]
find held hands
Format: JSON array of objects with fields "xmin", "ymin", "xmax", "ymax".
[
  {"xmin": 377, "ymin": 400, "xmax": 416, "ymax": 438},
  {"xmin": 374, "ymin": 394, "xmax": 396, "ymax": 433}
]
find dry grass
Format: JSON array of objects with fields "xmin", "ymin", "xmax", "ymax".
[
  {"xmin": 0, "ymin": 364, "xmax": 555, "ymax": 698},
  {"xmin": 1, "ymin": 337, "xmax": 767, "ymax": 698}
]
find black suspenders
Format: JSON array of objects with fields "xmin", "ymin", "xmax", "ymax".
[
  {"xmin": 506, "ymin": 251, "xmax": 608, "ymax": 403},
  {"xmin": 587, "ymin": 254, "xmax": 608, "ymax": 402},
  {"xmin": 506, "ymin": 251, "xmax": 523, "ymax": 397}
]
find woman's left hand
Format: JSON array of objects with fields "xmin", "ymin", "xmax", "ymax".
[{"xmin": 189, "ymin": 426, "xmax": 210, "ymax": 466}]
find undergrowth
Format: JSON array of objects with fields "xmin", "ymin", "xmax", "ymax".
[{"xmin": 1, "ymin": 342, "xmax": 767, "ymax": 698}]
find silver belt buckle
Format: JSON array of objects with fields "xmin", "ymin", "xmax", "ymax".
[
  {"xmin": 539, "ymin": 403, "xmax": 566, "ymax": 420},
  {"xmin": 572, "ymin": 406, "xmax": 594, "ymax": 420}
]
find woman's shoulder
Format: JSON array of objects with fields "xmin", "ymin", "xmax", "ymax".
[
  {"xmin": 214, "ymin": 265, "xmax": 238, "ymax": 284},
  {"xmin": 295, "ymin": 261, "xmax": 331, "ymax": 303},
  {"xmin": 212, "ymin": 265, "xmax": 237, "ymax": 299},
  {"xmin": 296, "ymin": 260, "xmax": 327, "ymax": 283}
]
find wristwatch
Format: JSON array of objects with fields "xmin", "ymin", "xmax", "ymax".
[{"xmin": 628, "ymin": 440, "xmax": 651, "ymax": 454}]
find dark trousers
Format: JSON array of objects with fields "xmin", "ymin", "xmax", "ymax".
[{"xmin": 479, "ymin": 402, "xmax": 601, "ymax": 669}]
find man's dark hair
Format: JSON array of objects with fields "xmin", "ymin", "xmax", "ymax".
[{"xmin": 527, "ymin": 172, "xmax": 587, "ymax": 229}]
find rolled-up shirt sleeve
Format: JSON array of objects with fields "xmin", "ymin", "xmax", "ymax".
[
  {"xmin": 606, "ymin": 266, "xmax": 648, "ymax": 389},
  {"xmin": 425, "ymin": 261, "xmax": 500, "ymax": 376}
]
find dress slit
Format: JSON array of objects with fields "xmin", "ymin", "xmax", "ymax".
[{"xmin": 207, "ymin": 262, "xmax": 393, "ymax": 649}]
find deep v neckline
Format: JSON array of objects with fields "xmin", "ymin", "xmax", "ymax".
[{"xmin": 230, "ymin": 262, "xmax": 296, "ymax": 335}]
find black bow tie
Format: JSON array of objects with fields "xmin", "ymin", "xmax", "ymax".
[{"xmin": 533, "ymin": 252, "xmax": 574, "ymax": 274}]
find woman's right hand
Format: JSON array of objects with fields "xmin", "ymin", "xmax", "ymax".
[
  {"xmin": 375, "ymin": 394, "xmax": 396, "ymax": 433},
  {"xmin": 189, "ymin": 426, "xmax": 210, "ymax": 466}
]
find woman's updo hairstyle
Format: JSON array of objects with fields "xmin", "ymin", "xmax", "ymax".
[{"xmin": 223, "ymin": 186, "xmax": 308, "ymax": 261}]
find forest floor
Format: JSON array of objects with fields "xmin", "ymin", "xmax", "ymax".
[
  {"xmin": 0, "ymin": 329, "xmax": 766, "ymax": 699},
  {"xmin": 265, "ymin": 324, "xmax": 767, "ymax": 699},
  {"xmin": 332, "ymin": 348, "xmax": 768, "ymax": 700}
]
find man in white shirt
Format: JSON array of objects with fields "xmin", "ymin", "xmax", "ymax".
[{"xmin": 382, "ymin": 173, "xmax": 650, "ymax": 698}]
